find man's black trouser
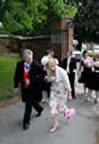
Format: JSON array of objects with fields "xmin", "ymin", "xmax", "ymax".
[
  {"xmin": 68, "ymin": 72, "xmax": 75, "ymax": 99},
  {"xmin": 23, "ymin": 100, "xmax": 43, "ymax": 125}
]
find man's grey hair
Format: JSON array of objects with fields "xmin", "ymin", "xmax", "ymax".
[{"xmin": 23, "ymin": 49, "xmax": 33, "ymax": 59}]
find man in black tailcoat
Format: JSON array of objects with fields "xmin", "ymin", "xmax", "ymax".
[
  {"xmin": 61, "ymin": 50, "xmax": 77, "ymax": 99},
  {"xmin": 14, "ymin": 49, "xmax": 43, "ymax": 130}
]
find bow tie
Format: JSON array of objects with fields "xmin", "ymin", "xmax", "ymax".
[{"xmin": 24, "ymin": 63, "xmax": 31, "ymax": 71}]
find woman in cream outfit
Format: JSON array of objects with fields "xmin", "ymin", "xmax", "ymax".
[{"xmin": 44, "ymin": 58, "xmax": 73, "ymax": 133}]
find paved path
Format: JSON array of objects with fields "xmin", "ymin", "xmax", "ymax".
[{"xmin": 0, "ymin": 83, "xmax": 99, "ymax": 144}]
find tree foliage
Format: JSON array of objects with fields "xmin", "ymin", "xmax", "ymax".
[
  {"xmin": 73, "ymin": 0, "xmax": 99, "ymax": 49},
  {"xmin": 0, "ymin": 0, "xmax": 77, "ymax": 36}
]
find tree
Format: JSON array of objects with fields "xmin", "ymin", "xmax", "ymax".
[
  {"xmin": 0, "ymin": 0, "xmax": 77, "ymax": 36},
  {"xmin": 0, "ymin": 0, "xmax": 48, "ymax": 35},
  {"xmin": 72, "ymin": 0, "xmax": 99, "ymax": 50}
]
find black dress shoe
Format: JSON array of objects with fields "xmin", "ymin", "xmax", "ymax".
[
  {"xmin": 23, "ymin": 123, "xmax": 30, "ymax": 131},
  {"xmin": 72, "ymin": 96, "xmax": 76, "ymax": 99},
  {"xmin": 35, "ymin": 108, "xmax": 43, "ymax": 117},
  {"xmin": 94, "ymin": 99, "xmax": 97, "ymax": 104}
]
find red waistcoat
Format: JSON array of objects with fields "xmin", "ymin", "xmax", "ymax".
[{"xmin": 23, "ymin": 67, "xmax": 30, "ymax": 88}]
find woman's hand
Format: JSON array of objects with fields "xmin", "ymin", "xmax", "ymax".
[{"xmin": 44, "ymin": 76, "xmax": 48, "ymax": 80}]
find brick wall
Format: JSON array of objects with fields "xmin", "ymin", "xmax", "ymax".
[{"xmin": 51, "ymin": 17, "xmax": 73, "ymax": 60}]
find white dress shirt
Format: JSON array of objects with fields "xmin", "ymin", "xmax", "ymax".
[{"xmin": 66, "ymin": 56, "xmax": 71, "ymax": 73}]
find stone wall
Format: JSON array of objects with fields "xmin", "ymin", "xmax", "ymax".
[
  {"xmin": 0, "ymin": 36, "xmax": 51, "ymax": 61},
  {"xmin": 18, "ymin": 37, "xmax": 51, "ymax": 61},
  {"xmin": 0, "ymin": 38, "xmax": 18, "ymax": 56},
  {"xmin": 0, "ymin": 17, "xmax": 73, "ymax": 61}
]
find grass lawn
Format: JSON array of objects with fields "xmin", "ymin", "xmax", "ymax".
[{"xmin": 0, "ymin": 56, "xmax": 21, "ymax": 101}]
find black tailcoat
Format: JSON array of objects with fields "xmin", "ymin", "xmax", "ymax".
[
  {"xmin": 14, "ymin": 61, "xmax": 43, "ymax": 103},
  {"xmin": 61, "ymin": 57, "xmax": 76, "ymax": 98},
  {"xmin": 61, "ymin": 57, "xmax": 76, "ymax": 73}
]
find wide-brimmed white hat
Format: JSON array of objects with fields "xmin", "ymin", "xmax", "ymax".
[{"xmin": 41, "ymin": 56, "xmax": 49, "ymax": 66}]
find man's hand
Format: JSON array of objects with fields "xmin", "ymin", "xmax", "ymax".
[
  {"xmin": 13, "ymin": 88, "xmax": 19, "ymax": 96},
  {"xmin": 25, "ymin": 79, "xmax": 30, "ymax": 86},
  {"xmin": 14, "ymin": 88, "xmax": 19, "ymax": 93}
]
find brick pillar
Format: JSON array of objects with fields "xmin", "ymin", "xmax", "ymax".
[{"xmin": 51, "ymin": 17, "xmax": 73, "ymax": 61}]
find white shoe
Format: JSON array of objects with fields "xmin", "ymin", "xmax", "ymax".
[{"xmin": 91, "ymin": 94, "xmax": 96, "ymax": 99}]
